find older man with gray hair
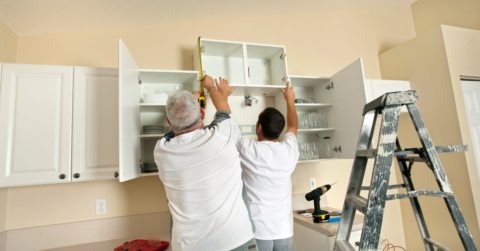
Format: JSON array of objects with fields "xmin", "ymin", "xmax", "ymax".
[{"xmin": 154, "ymin": 76, "xmax": 257, "ymax": 251}]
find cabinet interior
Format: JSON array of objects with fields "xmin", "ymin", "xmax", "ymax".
[
  {"xmin": 246, "ymin": 44, "xmax": 286, "ymax": 86},
  {"xmin": 201, "ymin": 40, "xmax": 246, "ymax": 86},
  {"xmin": 138, "ymin": 70, "xmax": 198, "ymax": 174}
]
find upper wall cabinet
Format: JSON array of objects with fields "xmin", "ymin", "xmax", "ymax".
[
  {"xmin": 72, "ymin": 66, "xmax": 119, "ymax": 182},
  {"xmin": 194, "ymin": 38, "xmax": 289, "ymax": 97},
  {"xmin": 275, "ymin": 59, "xmax": 368, "ymax": 161},
  {"xmin": 0, "ymin": 63, "xmax": 74, "ymax": 187},
  {"xmin": 118, "ymin": 39, "xmax": 199, "ymax": 182}
]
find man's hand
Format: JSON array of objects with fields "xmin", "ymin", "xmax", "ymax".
[
  {"xmin": 215, "ymin": 77, "xmax": 237, "ymax": 99},
  {"xmin": 201, "ymin": 75, "xmax": 215, "ymax": 92},
  {"xmin": 193, "ymin": 91, "xmax": 204, "ymax": 99},
  {"xmin": 280, "ymin": 81, "xmax": 295, "ymax": 103}
]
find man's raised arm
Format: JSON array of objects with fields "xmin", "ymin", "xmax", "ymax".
[
  {"xmin": 202, "ymin": 75, "xmax": 237, "ymax": 113},
  {"xmin": 280, "ymin": 81, "xmax": 298, "ymax": 137}
]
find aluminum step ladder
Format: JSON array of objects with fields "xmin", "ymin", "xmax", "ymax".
[{"xmin": 333, "ymin": 90, "xmax": 478, "ymax": 251}]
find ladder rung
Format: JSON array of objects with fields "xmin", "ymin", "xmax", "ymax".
[
  {"xmin": 394, "ymin": 145, "xmax": 468, "ymax": 156},
  {"xmin": 346, "ymin": 195, "xmax": 367, "ymax": 214},
  {"xmin": 335, "ymin": 240, "xmax": 356, "ymax": 251},
  {"xmin": 396, "ymin": 157, "xmax": 426, "ymax": 162},
  {"xmin": 385, "ymin": 189, "xmax": 453, "ymax": 201},
  {"xmin": 361, "ymin": 184, "xmax": 406, "ymax": 190},
  {"xmin": 356, "ymin": 149, "xmax": 377, "ymax": 158},
  {"xmin": 424, "ymin": 238, "xmax": 452, "ymax": 251}
]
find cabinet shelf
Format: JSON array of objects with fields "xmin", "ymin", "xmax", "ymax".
[
  {"xmin": 140, "ymin": 103, "xmax": 166, "ymax": 113},
  {"xmin": 140, "ymin": 134, "xmax": 165, "ymax": 138},
  {"xmin": 289, "ymin": 75, "xmax": 330, "ymax": 87},
  {"xmin": 295, "ymin": 103, "xmax": 332, "ymax": 111},
  {"xmin": 297, "ymin": 128, "xmax": 335, "ymax": 133},
  {"xmin": 230, "ymin": 84, "xmax": 285, "ymax": 96},
  {"xmin": 297, "ymin": 158, "xmax": 338, "ymax": 164},
  {"xmin": 141, "ymin": 172, "xmax": 158, "ymax": 177}
]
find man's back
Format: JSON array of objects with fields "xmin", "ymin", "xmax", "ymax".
[
  {"xmin": 238, "ymin": 133, "xmax": 299, "ymax": 240},
  {"xmin": 154, "ymin": 113, "xmax": 254, "ymax": 251}
]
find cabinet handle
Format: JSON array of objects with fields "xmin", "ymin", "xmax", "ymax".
[
  {"xmin": 74, "ymin": 173, "xmax": 80, "ymax": 179},
  {"xmin": 333, "ymin": 146, "xmax": 342, "ymax": 153},
  {"xmin": 59, "ymin": 174, "xmax": 66, "ymax": 179},
  {"xmin": 114, "ymin": 172, "xmax": 119, "ymax": 178}
]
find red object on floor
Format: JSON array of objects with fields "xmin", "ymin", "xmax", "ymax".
[{"xmin": 114, "ymin": 239, "xmax": 169, "ymax": 251}]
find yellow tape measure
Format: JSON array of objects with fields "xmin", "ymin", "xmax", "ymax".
[{"xmin": 197, "ymin": 37, "xmax": 206, "ymax": 109}]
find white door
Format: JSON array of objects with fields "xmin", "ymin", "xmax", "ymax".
[
  {"xmin": 0, "ymin": 63, "xmax": 74, "ymax": 187},
  {"xmin": 118, "ymin": 39, "xmax": 142, "ymax": 182},
  {"xmin": 330, "ymin": 59, "xmax": 367, "ymax": 159},
  {"xmin": 461, "ymin": 80, "xmax": 480, "ymax": 183},
  {"xmin": 72, "ymin": 67, "xmax": 119, "ymax": 182}
]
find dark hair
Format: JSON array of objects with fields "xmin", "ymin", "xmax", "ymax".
[{"xmin": 258, "ymin": 107, "xmax": 285, "ymax": 140}]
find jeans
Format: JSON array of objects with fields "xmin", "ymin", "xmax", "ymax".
[
  {"xmin": 231, "ymin": 238, "xmax": 259, "ymax": 251},
  {"xmin": 256, "ymin": 237, "xmax": 296, "ymax": 251}
]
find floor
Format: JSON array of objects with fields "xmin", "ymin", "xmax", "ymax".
[{"xmin": 42, "ymin": 232, "xmax": 171, "ymax": 251}]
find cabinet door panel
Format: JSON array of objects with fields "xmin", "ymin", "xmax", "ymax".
[
  {"xmin": 72, "ymin": 67, "xmax": 119, "ymax": 182},
  {"xmin": 331, "ymin": 59, "xmax": 367, "ymax": 159},
  {"xmin": 0, "ymin": 64, "xmax": 73, "ymax": 187},
  {"xmin": 118, "ymin": 39, "xmax": 141, "ymax": 182}
]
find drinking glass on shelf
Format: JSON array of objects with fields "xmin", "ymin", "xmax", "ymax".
[
  {"xmin": 318, "ymin": 109, "xmax": 328, "ymax": 128},
  {"xmin": 322, "ymin": 137, "xmax": 333, "ymax": 158}
]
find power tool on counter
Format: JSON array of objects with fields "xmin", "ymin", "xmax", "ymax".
[{"xmin": 305, "ymin": 182, "xmax": 336, "ymax": 223}]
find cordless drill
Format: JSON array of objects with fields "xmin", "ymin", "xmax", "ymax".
[{"xmin": 305, "ymin": 183, "xmax": 336, "ymax": 223}]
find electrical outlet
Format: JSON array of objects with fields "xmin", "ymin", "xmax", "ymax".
[
  {"xmin": 96, "ymin": 199, "xmax": 106, "ymax": 215},
  {"xmin": 309, "ymin": 178, "xmax": 316, "ymax": 191}
]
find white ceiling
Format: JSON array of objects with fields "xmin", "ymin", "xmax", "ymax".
[{"xmin": 0, "ymin": 0, "xmax": 417, "ymax": 36}]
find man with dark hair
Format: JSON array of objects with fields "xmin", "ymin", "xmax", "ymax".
[{"xmin": 234, "ymin": 82, "xmax": 299, "ymax": 251}]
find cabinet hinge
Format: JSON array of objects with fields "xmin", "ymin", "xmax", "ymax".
[
  {"xmin": 326, "ymin": 82, "xmax": 334, "ymax": 90},
  {"xmin": 138, "ymin": 76, "xmax": 142, "ymax": 85},
  {"xmin": 280, "ymin": 53, "xmax": 287, "ymax": 60},
  {"xmin": 200, "ymin": 46, "xmax": 205, "ymax": 53},
  {"xmin": 333, "ymin": 146, "xmax": 342, "ymax": 153},
  {"xmin": 282, "ymin": 75, "xmax": 289, "ymax": 82},
  {"xmin": 248, "ymin": 67, "xmax": 250, "ymax": 78}
]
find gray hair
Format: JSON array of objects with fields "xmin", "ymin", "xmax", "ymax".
[{"xmin": 166, "ymin": 91, "xmax": 202, "ymax": 133}]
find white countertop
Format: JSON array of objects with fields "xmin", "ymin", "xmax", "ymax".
[
  {"xmin": 42, "ymin": 232, "xmax": 171, "ymax": 251},
  {"xmin": 293, "ymin": 207, "xmax": 364, "ymax": 237}
]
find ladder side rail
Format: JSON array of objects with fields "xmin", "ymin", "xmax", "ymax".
[
  {"xmin": 334, "ymin": 110, "xmax": 378, "ymax": 249},
  {"xmin": 396, "ymin": 140, "xmax": 435, "ymax": 251},
  {"xmin": 359, "ymin": 105, "xmax": 402, "ymax": 250},
  {"xmin": 406, "ymin": 103, "xmax": 478, "ymax": 251}
]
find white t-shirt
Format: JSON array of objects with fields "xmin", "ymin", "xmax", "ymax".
[
  {"xmin": 154, "ymin": 111, "xmax": 254, "ymax": 251},
  {"xmin": 235, "ymin": 132, "xmax": 299, "ymax": 240}
]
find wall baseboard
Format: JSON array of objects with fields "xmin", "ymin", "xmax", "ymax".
[{"xmin": 3, "ymin": 211, "xmax": 170, "ymax": 251}]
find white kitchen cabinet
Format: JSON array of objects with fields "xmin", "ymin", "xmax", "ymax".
[
  {"xmin": 72, "ymin": 66, "xmax": 119, "ymax": 182},
  {"xmin": 0, "ymin": 63, "xmax": 74, "ymax": 187},
  {"xmin": 364, "ymin": 79, "xmax": 411, "ymax": 113},
  {"xmin": 194, "ymin": 38, "xmax": 289, "ymax": 88},
  {"xmin": 118, "ymin": 40, "xmax": 199, "ymax": 182},
  {"xmin": 195, "ymin": 39, "xmax": 367, "ymax": 161},
  {"xmin": 275, "ymin": 60, "xmax": 367, "ymax": 161}
]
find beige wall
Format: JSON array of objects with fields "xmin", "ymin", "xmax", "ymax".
[
  {"xmin": 10, "ymin": 6, "xmax": 416, "ymax": 247},
  {"xmin": 0, "ymin": 20, "xmax": 17, "ymax": 63},
  {"xmin": 0, "ymin": 19, "xmax": 17, "ymax": 234},
  {"xmin": 411, "ymin": 0, "xmax": 480, "ymax": 35},
  {"xmin": 379, "ymin": 25, "xmax": 480, "ymax": 250}
]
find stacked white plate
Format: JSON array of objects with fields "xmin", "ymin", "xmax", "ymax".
[{"xmin": 143, "ymin": 125, "xmax": 164, "ymax": 134}]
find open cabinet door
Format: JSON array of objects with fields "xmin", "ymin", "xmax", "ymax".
[
  {"xmin": 118, "ymin": 39, "xmax": 141, "ymax": 182},
  {"xmin": 330, "ymin": 59, "xmax": 367, "ymax": 159}
]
